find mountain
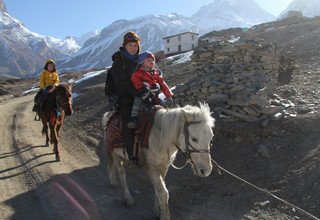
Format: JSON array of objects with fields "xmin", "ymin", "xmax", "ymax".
[
  {"xmin": 279, "ymin": 0, "xmax": 320, "ymax": 18},
  {"xmin": 74, "ymin": 30, "xmax": 100, "ymax": 47},
  {"xmin": 191, "ymin": 0, "xmax": 274, "ymax": 33},
  {"xmin": 58, "ymin": 13, "xmax": 197, "ymax": 72},
  {"xmin": 58, "ymin": 0, "xmax": 274, "ymax": 73},
  {"xmin": 0, "ymin": 0, "xmax": 80, "ymax": 79},
  {"xmin": 0, "ymin": 0, "xmax": 7, "ymax": 13},
  {"xmin": 44, "ymin": 36, "xmax": 80, "ymax": 55},
  {"xmin": 1, "ymin": 0, "xmax": 275, "ymax": 78}
]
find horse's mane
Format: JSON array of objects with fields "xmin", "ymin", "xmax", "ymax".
[
  {"xmin": 46, "ymin": 83, "xmax": 71, "ymax": 94},
  {"xmin": 152, "ymin": 102, "xmax": 215, "ymax": 152}
]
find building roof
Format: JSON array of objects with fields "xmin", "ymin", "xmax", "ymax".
[{"xmin": 162, "ymin": 31, "xmax": 199, "ymax": 40}]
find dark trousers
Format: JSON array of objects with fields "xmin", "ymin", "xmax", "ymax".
[
  {"xmin": 34, "ymin": 90, "xmax": 44, "ymax": 104},
  {"xmin": 119, "ymin": 96, "xmax": 135, "ymax": 158}
]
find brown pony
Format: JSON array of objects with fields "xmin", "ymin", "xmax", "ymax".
[{"xmin": 37, "ymin": 83, "xmax": 73, "ymax": 161}]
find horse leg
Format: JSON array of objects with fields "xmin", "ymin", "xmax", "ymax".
[
  {"xmin": 41, "ymin": 121, "xmax": 49, "ymax": 147},
  {"xmin": 50, "ymin": 124, "xmax": 60, "ymax": 161},
  {"xmin": 148, "ymin": 169, "xmax": 170, "ymax": 220},
  {"xmin": 118, "ymin": 165, "xmax": 133, "ymax": 205},
  {"xmin": 153, "ymin": 189, "xmax": 160, "ymax": 217},
  {"xmin": 56, "ymin": 124, "xmax": 61, "ymax": 137},
  {"xmin": 153, "ymin": 168, "xmax": 169, "ymax": 217},
  {"xmin": 112, "ymin": 151, "xmax": 133, "ymax": 205},
  {"xmin": 107, "ymin": 154, "xmax": 118, "ymax": 187}
]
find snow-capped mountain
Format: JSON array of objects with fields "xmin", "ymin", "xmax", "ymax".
[
  {"xmin": 59, "ymin": 0, "xmax": 274, "ymax": 73},
  {"xmin": 1, "ymin": 0, "xmax": 276, "ymax": 78},
  {"xmin": 192, "ymin": 0, "xmax": 274, "ymax": 33},
  {"xmin": 58, "ymin": 13, "xmax": 197, "ymax": 72},
  {"xmin": 279, "ymin": 0, "xmax": 320, "ymax": 18},
  {"xmin": 74, "ymin": 30, "xmax": 100, "ymax": 47},
  {"xmin": 44, "ymin": 36, "xmax": 80, "ymax": 55},
  {"xmin": 0, "ymin": 0, "xmax": 80, "ymax": 78}
]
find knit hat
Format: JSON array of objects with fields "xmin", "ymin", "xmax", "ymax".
[
  {"xmin": 122, "ymin": 31, "xmax": 141, "ymax": 53},
  {"xmin": 45, "ymin": 59, "xmax": 56, "ymax": 65},
  {"xmin": 137, "ymin": 51, "xmax": 155, "ymax": 65}
]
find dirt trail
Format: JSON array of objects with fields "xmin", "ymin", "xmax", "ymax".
[
  {"xmin": 1, "ymin": 94, "xmax": 319, "ymax": 220},
  {"xmin": 0, "ymin": 95, "xmax": 105, "ymax": 219},
  {"xmin": 0, "ymin": 95, "xmax": 165, "ymax": 220}
]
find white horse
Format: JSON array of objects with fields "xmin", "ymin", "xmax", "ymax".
[{"xmin": 102, "ymin": 103, "xmax": 215, "ymax": 220}]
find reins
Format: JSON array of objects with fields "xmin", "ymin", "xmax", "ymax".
[
  {"xmin": 171, "ymin": 119, "xmax": 319, "ymax": 220},
  {"xmin": 70, "ymin": 108, "xmax": 319, "ymax": 220},
  {"xmin": 213, "ymin": 159, "xmax": 320, "ymax": 220},
  {"xmin": 171, "ymin": 120, "xmax": 210, "ymax": 170},
  {"xmin": 72, "ymin": 112, "xmax": 103, "ymax": 120}
]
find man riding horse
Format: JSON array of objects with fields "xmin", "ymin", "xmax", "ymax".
[{"xmin": 32, "ymin": 59, "xmax": 60, "ymax": 112}]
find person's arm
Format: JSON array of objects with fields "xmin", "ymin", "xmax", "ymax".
[
  {"xmin": 111, "ymin": 60, "xmax": 139, "ymax": 96},
  {"xmin": 131, "ymin": 70, "xmax": 145, "ymax": 91},
  {"xmin": 39, "ymin": 72, "xmax": 46, "ymax": 89},
  {"xmin": 155, "ymin": 72, "xmax": 173, "ymax": 98},
  {"xmin": 52, "ymin": 72, "xmax": 60, "ymax": 86}
]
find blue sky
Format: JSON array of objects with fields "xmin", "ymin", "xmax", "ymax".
[{"xmin": 5, "ymin": 0, "xmax": 294, "ymax": 39}]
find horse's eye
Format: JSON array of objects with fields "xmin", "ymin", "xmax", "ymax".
[{"xmin": 191, "ymin": 137, "xmax": 198, "ymax": 143}]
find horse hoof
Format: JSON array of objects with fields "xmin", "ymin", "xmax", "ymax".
[{"xmin": 125, "ymin": 199, "xmax": 135, "ymax": 207}]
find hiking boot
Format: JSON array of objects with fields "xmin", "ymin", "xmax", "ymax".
[
  {"xmin": 127, "ymin": 117, "xmax": 138, "ymax": 129},
  {"xmin": 128, "ymin": 156, "xmax": 140, "ymax": 168},
  {"xmin": 32, "ymin": 104, "xmax": 39, "ymax": 112}
]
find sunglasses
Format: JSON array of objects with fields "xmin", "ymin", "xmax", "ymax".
[{"xmin": 126, "ymin": 35, "xmax": 139, "ymax": 41}]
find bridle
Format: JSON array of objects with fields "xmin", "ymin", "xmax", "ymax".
[
  {"xmin": 56, "ymin": 88, "xmax": 72, "ymax": 110},
  {"xmin": 171, "ymin": 120, "xmax": 211, "ymax": 170}
]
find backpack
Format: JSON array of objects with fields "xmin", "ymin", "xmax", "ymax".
[{"xmin": 105, "ymin": 67, "xmax": 115, "ymax": 96}]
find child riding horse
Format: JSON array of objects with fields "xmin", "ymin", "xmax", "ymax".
[{"xmin": 37, "ymin": 84, "xmax": 73, "ymax": 161}]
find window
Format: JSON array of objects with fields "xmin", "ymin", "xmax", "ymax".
[
  {"xmin": 167, "ymin": 48, "xmax": 170, "ymax": 52},
  {"xmin": 167, "ymin": 38, "xmax": 170, "ymax": 43},
  {"xmin": 178, "ymin": 35, "xmax": 181, "ymax": 41},
  {"xmin": 178, "ymin": 45, "xmax": 181, "ymax": 52},
  {"xmin": 191, "ymin": 35, "xmax": 195, "ymax": 40},
  {"xmin": 192, "ymin": 44, "xmax": 194, "ymax": 49}
]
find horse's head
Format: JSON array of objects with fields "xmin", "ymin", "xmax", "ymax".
[
  {"xmin": 179, "ymin": 103, "xmax": 215, "ymax": 177},
  {"xmin": 56, "ymin": 83, "xmax": 73, "ymax": 116}
]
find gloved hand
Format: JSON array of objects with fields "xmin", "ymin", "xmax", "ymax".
[
  {"xmin": 139, "ymin": 86, "xmax": 149, "ymax": 95},
  {"xmin": 164, "ymin": 97, "xmax": 175, "ymax": 107},
  {"xmin": 106, "ymin": 95, "xmax": 119, "ymax": 111},
  {"xmin": 140, "ymin": 90, "xmax": 152, "ymax": 101},
  {"xmin": 41, "ymin": 88, "xmax": 47, "ymax": 94},
  {"xmin": 150, "ymin": 83, "xmax": 160, "ymax": 93}
]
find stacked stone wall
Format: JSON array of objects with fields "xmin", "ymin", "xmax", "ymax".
[{"xmin": 172, "ymin": 38, "xmax": 293, "ymax": 122}]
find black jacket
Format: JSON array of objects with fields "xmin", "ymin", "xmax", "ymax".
[{"xmin": 110, "ymin": 48, "xmax": 139, "ymax": 98}]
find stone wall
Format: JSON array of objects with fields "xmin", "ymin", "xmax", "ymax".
[{"xmin": 172, "ymin": 38, "xmax": 294, "ymax": 122}]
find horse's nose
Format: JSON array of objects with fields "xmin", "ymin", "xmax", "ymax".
[{"xmin": 200, "ymin": 169, "xmax": 205, "ymax": 175}]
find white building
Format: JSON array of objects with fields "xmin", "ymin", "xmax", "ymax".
[{"xmin": 163, "ymin": 32, "xmax": 199, "ymax": 55}]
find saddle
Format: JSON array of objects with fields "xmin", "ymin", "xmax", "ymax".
[
  {"xmin": 105, "ymin": 105, "xmax": 160, "ymax": 155},
  {"xmin": 35, "ymin": 88, "xmax": 62, "ymax": 122}
]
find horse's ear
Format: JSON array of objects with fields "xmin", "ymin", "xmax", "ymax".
[{"xmin": 182, "ymin": 109, "xmax": 195, "ymax": 122}]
